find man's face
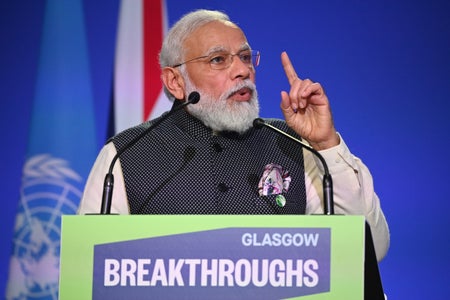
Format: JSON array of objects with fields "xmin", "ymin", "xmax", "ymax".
[{"xmin": 182, "ymin": 21, "xmax": 256, "ymax": 103}]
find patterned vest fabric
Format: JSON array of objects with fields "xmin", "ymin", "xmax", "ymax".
[{"xmin": 112, "ymin": 108, "xmax": 307, "ymax": 215}]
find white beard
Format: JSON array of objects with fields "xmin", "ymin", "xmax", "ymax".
[{"xmin": 184, "ymin": 76, "xmax": 260, "ymax": 134}]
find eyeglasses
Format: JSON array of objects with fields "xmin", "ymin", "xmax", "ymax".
[{"xmin": 172, "ymin": 49, "xmax": 260, "ymax": 70}]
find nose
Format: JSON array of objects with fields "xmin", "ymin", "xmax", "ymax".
[{"xmin": 229, "ymin": 55, "xmax": 252, "ymax": 80}]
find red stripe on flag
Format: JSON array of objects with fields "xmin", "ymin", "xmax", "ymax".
[{"xmin": 143, "ymin": 0, "xmax": 163, "ymax": 120}]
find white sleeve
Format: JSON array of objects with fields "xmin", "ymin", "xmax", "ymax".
[
  {"xmin": 304, "ymin": 133, "xmax": 390, "ymax": 261},
  {"xmin": 77, "ymin": 142, "xmax": 130, "ymax": 215}
]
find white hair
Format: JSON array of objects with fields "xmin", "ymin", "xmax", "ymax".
[{"xmin": 159, "ymin": 10, "xmax": 232, "ymax": 100}]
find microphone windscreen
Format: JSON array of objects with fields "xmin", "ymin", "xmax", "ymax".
[
  {"xmin": 188, "ymin": 91, "xmax": 200, "ymax": 104},
  {"xmin": 253, "ymin": 118, "xmax": 265, "ymax": 129}
]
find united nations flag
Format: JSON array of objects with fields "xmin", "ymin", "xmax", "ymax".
[{"xmin": 6, "ymin": 1, "xmax": 97, "ymax": 299}]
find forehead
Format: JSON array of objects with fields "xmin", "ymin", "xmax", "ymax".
[{"xmin": 183, "ymin": 20, "xmax": 249, "ymax": 56}]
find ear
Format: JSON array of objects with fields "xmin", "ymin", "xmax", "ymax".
[{"xmin": 161, "ymin": 67, "xmax": 185, "ymax": 100}]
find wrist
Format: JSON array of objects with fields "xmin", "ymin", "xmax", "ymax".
[{"xmin": 310, "ymin": 131, "xmax": 340, "ymax": 151}]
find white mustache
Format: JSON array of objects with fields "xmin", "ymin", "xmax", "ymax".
[{"xmin": 223, "ymin": 80, "xmax": 256, "ymax": 100}]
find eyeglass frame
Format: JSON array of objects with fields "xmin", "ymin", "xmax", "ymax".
[{"xmin": 171, "ymin": 49, "xmax": 260, "ymax": 70}]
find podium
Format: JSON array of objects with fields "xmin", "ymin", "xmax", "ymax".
[{"xmin": 59, "ymin": 215, "xmax": 383, "ymax": 299}]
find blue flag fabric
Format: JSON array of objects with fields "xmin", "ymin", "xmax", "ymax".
[{"xmin": 6, "ymin": 1, "xmax": 97, "ymax": 299}]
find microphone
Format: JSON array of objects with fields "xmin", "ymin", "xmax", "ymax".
[
  {"xmin": 100, "ymin": 91, "xmax": 200, "ymax": 214},
  {"xmin": 253, "ymin": 118, "xmax": 334, "ymax": 215}
]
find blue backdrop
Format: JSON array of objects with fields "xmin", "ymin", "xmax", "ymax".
[{"xmin": 1, "ymin": 1, "xmax": 449, "ymax": 299}]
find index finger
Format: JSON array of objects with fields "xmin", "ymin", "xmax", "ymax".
[{"xmin": 281, "ymin": 51, "xmax": 301, "ymax": 85}]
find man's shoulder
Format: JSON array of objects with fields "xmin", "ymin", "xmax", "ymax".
[
  {"xmin": 263, "ymin": 117, "xmax": 287, "ymax": 128},
  {"xmin": 259, "ymin": 118, "xmax": 301, "ymax": 138},
  {"xmin": 107, "ymin": 113, "xmax": 173, "ymax": 149}
]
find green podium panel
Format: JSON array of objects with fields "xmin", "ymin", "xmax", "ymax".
[{"xmin": 60, "ymin": 215, "xmax": 365, "ymax": 299}]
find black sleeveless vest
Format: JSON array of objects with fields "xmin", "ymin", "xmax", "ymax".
[{"xmin": 111, "ymin": 109, "xmax": 307, "ymax": 215}]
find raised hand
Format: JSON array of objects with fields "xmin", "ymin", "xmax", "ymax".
[{"xmin": 280, "ymin": 51, "xmax": 339, "ymax": 150}]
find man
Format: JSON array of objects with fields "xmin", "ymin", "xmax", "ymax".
[{"xmin": 78, "ymin": 9, "xmax": 389, "ymax": 261}]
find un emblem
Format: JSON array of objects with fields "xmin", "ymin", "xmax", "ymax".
[{"xmin": 7, "ymin": 154, "xmax": 84, "ymax": 300}]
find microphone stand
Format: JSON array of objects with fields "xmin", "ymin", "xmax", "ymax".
[
  {"xmin": 100, "ymin": 92, "xmax": 200, "ymax": 214},
  {"xmin": 253, "ymin": 118, "xmax": 334, "ymax": 215}
]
